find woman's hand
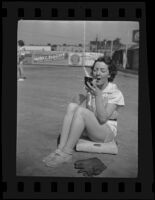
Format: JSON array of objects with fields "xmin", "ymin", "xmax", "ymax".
[
  {"xmin": 86, "ymin": 80, "xmax": 102, "ymax": 97},
  {"xmin": 87, "ymin": 80, "xmax": 108, "ymax": 108}
]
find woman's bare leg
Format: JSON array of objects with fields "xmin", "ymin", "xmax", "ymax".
[
  {"xmin": 17, "ymin": 65, "xmax": 20, "ymax": 79},
  {"xmin": 45, "ymin": 107, "xmax": 114, "ymax": 166},
  {"xmin": 43, "ymin": 93, "xmax": 86, "ymax": 163},
  {"xmin": 43, "ymin": 103, "xmax": 78, "ymax": 163},
  {"xmin": 18, "ymin": 63, "xmax": 23, "ymax": 78},
  {"xmin": 57, "ymin": 103, "xmax": 79, "ymax": 150},
  {"xmin": 63, "ymin": 107, "xmax": 114, "ymax": 154},
  {"xmin": 58, "ymin": 93, "xmax": 86, "ymax": 149}
]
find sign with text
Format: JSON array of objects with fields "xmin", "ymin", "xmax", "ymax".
[{"xmin": 32, "ymin": 52, "xmax": 66, "ymax": 64}]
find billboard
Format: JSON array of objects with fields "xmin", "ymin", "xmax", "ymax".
[
  {"xmin": 68, "ymin": 52, "xmax": 104, "ymax": 67},
  {"xmin": 68, "ymin": 53, "xmax": 83, "ymax": 66},
  {"xmin": 32, "ymin": 52, "xmax": 66, "ymax": 64}
]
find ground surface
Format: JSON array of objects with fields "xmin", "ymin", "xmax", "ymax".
[{"xmin": 16, "ymin": 65, "xmax": 138, "ymax": 177}]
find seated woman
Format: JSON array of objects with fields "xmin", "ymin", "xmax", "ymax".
[{"xmin": 43, "ymin": 56, "xmax": 125, "ymax": 167}]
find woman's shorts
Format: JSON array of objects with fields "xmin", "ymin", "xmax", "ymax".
[{"xmin": 106, "ymin": 120, "xmax": 117, "ymax": 137}]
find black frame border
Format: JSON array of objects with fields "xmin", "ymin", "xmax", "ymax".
[{"xmin": 2, "ymin": 2, "xmax": 154, "ymax": 199}]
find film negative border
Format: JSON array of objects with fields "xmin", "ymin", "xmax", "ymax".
[
  {"xmin": 2, "ymin": 4, "xmax": 143, "ymax": 20},
  {"xmin": 2, "ymin": 2, "xmax": 154, "ymax": 200},
  {"xmin": 2, "ymin": 180, "xmax": 154, "ymax": 198}
]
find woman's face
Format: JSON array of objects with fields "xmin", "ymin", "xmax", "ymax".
[{"xmin": 92, "ymin": 61, "xmax": 110, "ymax": 86}]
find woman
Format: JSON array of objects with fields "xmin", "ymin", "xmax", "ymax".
[
  {"xmin": 17, "ymin": 40, "xmax": 26, "ymax": 81},
  {"xmin": 43, "ymin": 56, "xmax": 125, "ymax": 167}
]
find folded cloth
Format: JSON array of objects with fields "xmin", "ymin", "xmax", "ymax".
[
  {"xmin": 76, "ymin": 139, "xmax": 118, "ymax": 154},
  {"xmin": 74, "ymin": 157, "xmax": 107, "ymax": 177}
]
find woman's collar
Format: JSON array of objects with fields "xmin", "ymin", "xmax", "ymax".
[{"xmin": 102, "ymin": 82, "xmax": 116, "ymax": 93}]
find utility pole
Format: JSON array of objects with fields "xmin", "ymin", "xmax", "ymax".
[
  {"xmin": 123, "ymin": 30, "xmax": 130, "ymax": 69},
  {"xmin": 83, "ymin": 21, "xmax": 86, "ymax": 67},
  {"xmin": 83, "ymin": 21, "xmax": 89, "ymax": 76},
  {"xmin": 110, "ymin": 40, "xmax": 113, "ymax": 58}
]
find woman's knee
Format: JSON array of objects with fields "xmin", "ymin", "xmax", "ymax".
[
  {"xmin": 67, "ymin": 103, "xmax": 78, "ymax": 114},
  {"xmin": 74, "ymin": 107, "xmax": 87, "ymax": 118}
]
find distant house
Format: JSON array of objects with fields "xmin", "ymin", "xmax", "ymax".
[
  {"xmin": 90, "ymin": 41, "xmax": 104, "ymax": 52},
  {"xmin": 127, "ymin": 44, "xmax": 139, "ymax": 70},
  {"xmin": 24, "ymin": 45, "xmax": 51, "ymax": 52},
  {"xmin": 55, "ymin": 44, "xmax": 89, "ymax": 52}
]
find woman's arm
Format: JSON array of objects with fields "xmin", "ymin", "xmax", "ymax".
[
  {"xmin": 86, "ymin": 81, "xmax": 117, "ymax": 124},
  {"xmin": 95, "ymin": 94, "xmax": 117, "ymax": 124}
]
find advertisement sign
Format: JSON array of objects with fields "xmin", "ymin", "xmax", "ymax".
[
  {"xmin": 30, "ymin": 51, "xmax": 104, "ymax": 66},
  {"xmin": 32, "ymin": 52, "xmax": 66, "ymax": 64},
  {"xmin": 68, "ymin": 52, "xmax": 104, "ymax": 67},
  {"xmin": 68, "ymin": 53, "xmax": 83, "ymax": 66}
]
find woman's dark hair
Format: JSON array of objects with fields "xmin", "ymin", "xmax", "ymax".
[
  {"xmin": 18, "ymin": 40, "xmax": 25, "ymax": 47},
  {"xmin": 90, "ymin": 56, "xmax": 117, "ymax": 82}
]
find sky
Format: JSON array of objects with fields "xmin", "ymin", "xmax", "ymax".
[{"xmin": 18, "ymin": 21, "xmax": 139, "ymax": 45}]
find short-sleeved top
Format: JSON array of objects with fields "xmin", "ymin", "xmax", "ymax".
[{"xmin": 88, "ymin": 82, "xmax": 125, "ymax": 119}]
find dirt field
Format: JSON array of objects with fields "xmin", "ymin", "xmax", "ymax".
[{"xmin": 16, "ymin": 65, "xmax": 138, "ymax": 177}]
